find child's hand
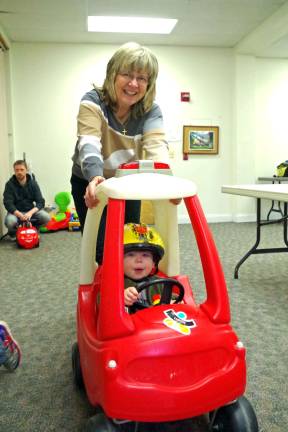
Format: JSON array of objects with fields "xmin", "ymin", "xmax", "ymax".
[{"xmin": 124, "ymin": 286, "xmax": 139, "ymax": 306}]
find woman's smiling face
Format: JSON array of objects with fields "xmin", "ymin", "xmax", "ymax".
[{"xmin": 114, "ymin": 70, "xmax": 149, "ymax": 111}]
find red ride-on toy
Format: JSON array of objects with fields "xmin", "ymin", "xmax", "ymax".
[
  {"xmin": 16, "ymin": 221, "xmax": 39, "ymax": 249},
  {"xmin": 72, "ymin": 161, "xmax": 258, "ymax": 432}
]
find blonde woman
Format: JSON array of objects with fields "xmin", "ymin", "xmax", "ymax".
[{"xmin": 71, "ymin": 42, "xmax": 169, "ymax": 263}]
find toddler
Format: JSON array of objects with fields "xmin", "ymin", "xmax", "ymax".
[{"xmin": 123, "ymin": 223, "xmax": 165, "ymax": 307}]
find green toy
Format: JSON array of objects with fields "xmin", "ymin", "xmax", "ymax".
[
  {"xmin": 40, "ymin": 192, "xmax": 72, "ymax": 232},
  {"xmin": 54, "ymin": 191, "xmax": 71, "ymax": 216}
]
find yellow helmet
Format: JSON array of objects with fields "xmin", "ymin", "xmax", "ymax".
[{"xmin": 124, "ymin": 223, "xmax": 165, "ymax": 263}]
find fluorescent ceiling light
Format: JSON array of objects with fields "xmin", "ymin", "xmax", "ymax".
[{"xmin": 87, "ymin": 16, "xmax": 177, "ymax": 34}]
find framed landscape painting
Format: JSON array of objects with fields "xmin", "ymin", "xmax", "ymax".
[{"xmin": 183, "ymin": 126, "xmax": 219, "ymax": 155}]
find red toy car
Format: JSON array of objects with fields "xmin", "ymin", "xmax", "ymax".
[
  {"xmin": 40, "ymin": 211, "xmax": 71, "ymax": 233},
  {"xmin": 72, "ymin": 161, "xmax": 258, "ymax": 432},
  {"xmin": 16, "ymin": 221, "xmax": 39, "ymax": 249}
]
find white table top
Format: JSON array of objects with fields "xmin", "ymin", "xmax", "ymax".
[{"xmin": 222, "ymin": 184, "xmax": 288, "ymax": 202}]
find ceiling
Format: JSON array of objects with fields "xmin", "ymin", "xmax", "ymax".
[{"xmin": 1, "ymin": 0, "xmax": 288, "ymax": 58}]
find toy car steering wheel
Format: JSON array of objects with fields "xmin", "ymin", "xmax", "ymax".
[{"xmin": 131, "ymin": 278, "xmax": 185, "ymax": 311}]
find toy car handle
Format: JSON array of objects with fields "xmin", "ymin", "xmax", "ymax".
[
  {"xmin": 17, "ymin": 220, "xmax": 32, "ymax": 228},
  {"xmin": 136, "ymin": 278, "xmax": 185, "ymax": 305}
]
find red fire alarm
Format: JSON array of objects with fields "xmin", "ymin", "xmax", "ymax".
[{"xmin": 181, "ymin": 92, "xmax": 190, "ymax": 102}]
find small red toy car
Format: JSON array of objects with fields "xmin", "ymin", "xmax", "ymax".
[
  {"xmin": 16, "ymin": 221, "xmax": 39, "ymax": 249},
  {"xmin": 72, "ymin": 161, "xmax": 258, "ymax": 432}
]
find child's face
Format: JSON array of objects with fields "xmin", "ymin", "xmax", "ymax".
[{"xmin": 124, "ymin": 250, "xmax": 154, "ymax": 280}]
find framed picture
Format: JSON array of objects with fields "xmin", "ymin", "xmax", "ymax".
[{"xmin": 183, "ymin": 125, "xmax": 219, "ymax": 155}]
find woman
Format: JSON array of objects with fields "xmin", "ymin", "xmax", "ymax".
[{"xmin": 71, "ymin": 42, "xmax": 169, "ymax": 262}]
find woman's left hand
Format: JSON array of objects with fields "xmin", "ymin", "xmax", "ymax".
[{"xmin": 84, "ymin": 176, "xmax": 105, "ymax": 209}]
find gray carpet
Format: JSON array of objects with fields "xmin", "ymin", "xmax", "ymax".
[{"xmin": 0, "ymin": 222, "xmax": 287, "ymax": 432}]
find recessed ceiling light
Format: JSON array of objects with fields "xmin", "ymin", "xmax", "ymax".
[{"xmin": 87, "ymin": 16, "xmax": 177, "ymax": 34}]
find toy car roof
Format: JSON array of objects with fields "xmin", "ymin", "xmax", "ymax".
[
  {"xmin": 96, "ymin": 172, "xmax": 197, "ymax": 200},
  {"xmin": 80, "ymin": 169, "xmax": 197, "ymax": 285}
]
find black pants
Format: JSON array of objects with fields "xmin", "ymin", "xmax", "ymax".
[{"xmin": 70, "ymin": 174, "xmax": 141, "ymax": 263}]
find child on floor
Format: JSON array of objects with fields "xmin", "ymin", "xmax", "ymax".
[{"xmin": 0, "ymin": 321, "xmax": 21, "ymax": 371}]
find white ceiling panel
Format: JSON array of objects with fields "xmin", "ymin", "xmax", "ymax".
[{"xmin": 1, "ymin": 0, "xmax": 288, "ymax": 57}]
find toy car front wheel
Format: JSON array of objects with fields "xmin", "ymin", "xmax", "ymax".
[
  {"xmin": 209, "ymin": 396, "xmax": 258, "ymax": 432},
  {"xmin": 72, "ymin": 342, "xmax": 84, "ymax": 390},
  {"xmin": 83, "ymin": 413, "xmax": 118, "ymax": 432}
]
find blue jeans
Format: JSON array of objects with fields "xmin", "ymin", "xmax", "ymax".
[{"xmin": 5, "ymin": 210, "xmax": 51, "ymax": 234}]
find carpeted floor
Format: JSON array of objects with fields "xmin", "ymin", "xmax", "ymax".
[{"xmin": 0, "ymin": 222, "xmax": 287, "ymax": 432}]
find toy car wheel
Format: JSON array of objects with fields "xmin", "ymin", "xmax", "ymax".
[
  {"xmin": 209, "ymin": 396, "xmax": 259, "ymax": 432},
  {"xmin": 83, "ymin": 413, "xmax": 118, "ymax": 432},
  {"xmin": 72, "ymin": 342, "xmax": 84, "ymax": 390}
]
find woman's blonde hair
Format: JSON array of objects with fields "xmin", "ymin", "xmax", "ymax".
[{"xmin": 96, "ymin": 42, "xmax": 159, "ymax": 118}]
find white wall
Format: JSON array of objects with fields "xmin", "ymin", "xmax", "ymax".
[
  {"xmin": 230, "ymin": 55, "xmax": 288, "ymax": 222},
  {"xmin": 0, "ymin": 48, "xmax": 14, "ymax": 235},
  {"xmin": 9, "ymin": 43, "xmax": 234, "ymax": 219},
  {"xmin": 154, "ymin": 46, "xmax": 234, "ymax": 222},
  {"xmin": 255, "ymin": 58, "xmax": 288, "ymax": 174},
  {"xmin": 6, "ymin": 42, "xmax": 288, "ymax": 222},
  {"xmin": 9, "ymin": 43, "xmax": 115, "ymax": 208}
]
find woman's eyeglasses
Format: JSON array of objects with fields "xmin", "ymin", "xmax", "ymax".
[{"xmin": 118, "ymin": 72, "xmax": 149, "ymax": 86}]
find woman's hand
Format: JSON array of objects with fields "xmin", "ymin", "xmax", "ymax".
[
  {"xmin": 124, "ymin": 286, "xmax": 139, "ymax": 306},
  {"xmin": 84, "ymin": 176, "xmax": 105, "ymax": 209}
]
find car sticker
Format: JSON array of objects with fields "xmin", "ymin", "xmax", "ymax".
[{"xmin": 163, "ymin": 309, "xmax": 196, "ymax": 335}]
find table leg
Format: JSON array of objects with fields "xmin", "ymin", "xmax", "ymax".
[
  {"xmin": 267, "ymin": 200, "xmax": 284, "ymax": 220},
  {"xmin": 234, "ymin": 199, "xmax": 288, "ymax": 279},
  {"xmin": 234, "ymin": 198, "xmax": 261, "ymax": 279},
  {"xmin": 266, "ymin": 180, "xmax": 284, "ymax": 220},
  {"xmin": 283, "ymin": 202, "xmax": 288, "ymax": 246}
]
